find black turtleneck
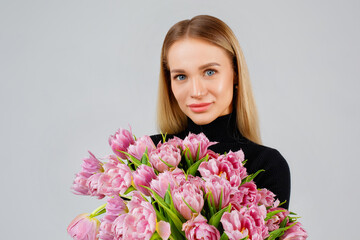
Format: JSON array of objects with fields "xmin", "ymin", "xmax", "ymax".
[{"xmin": 150, "ymin": 113, "xmax": 291, "ymax": 209}]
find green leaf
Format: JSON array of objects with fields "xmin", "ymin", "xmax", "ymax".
[
  {"xmin": 220, "ymin": 232, "xmax": 229, "ymax": 240},
  {"xmin": 159, "ymin": 157, "xmax": 175, "ymax": 168},
  {"xmin": 119, "ymin": 151, "xmax": 142, "ymax": 168},
  {"xmin": 267, "ymin": 221, "xmax": 297, "ymax": 240},
  {"xmin": 183, "ymin": 148, "xmax": 192, "ymax": 169},
  {"xmin": 141, "ymin": 148, "xmax": 150, "ymax": 165},
  {"xmin": 182, "ymin": 197, "xmax": 197, "ymax": 214},
  {"xmin": 208, "ymin": 204, "xmax": 231, "ymax": 228},
  {"xmin": 186, "ymin": 154, "xmax": 208, "ymax": 176},
  {"xmin": 115, "ymin": 155, "xmax": 125, "ymax": 164},
  {"xmin": 277, "ymin": 200, "xmax": 287, "ymax": 207},
  {"xmin": 160, "ymin": 131, "xmax": 168, "ymax": 143},
  {"xmin": 205, "ymin": 192, "xmax": 216, "ymax": 216},
  {"xmin": 164, "ymin": 188, "xmax": 171, "ymax": 205},
  {"xmin": 279, "ymin": 216, "xmax": 288, "ymax": 228},
  {"xmin": 265, "ymin": 209, "xmax": 287, "ymax": 221},
  {"xmin": 150, "ymin": 232, "xmax": 161, "ymax": 240},
  {"xmin": 124, "ymin": 185, "xmax": 136, "ymax": 195},
  {"xmin": 242, "ymin": 169, "xmax": 265, "ymax": 184},
  {"xmin": 89, "ymin": 203, "xmax": 107, "ymax": 218},
  {"xmin": 242, "ymin": 159, "xmax": 248, "ymax": 166},
  {"xmin": 153, "ymin": 207, "xmax": 167, "ymax": 222},
  {"xmin": 167, "ymin": 218, "xmax": 184, "ymax": 240},
  {"xmin": 142, "ymin": 186, "xmax": 186, "ymax": 238},
  {"xmin": 268, "ymin": 228, "xmax": 285, "ymax": 240},
  {"xmin": 218, "ymin": 188, "xmax": 223, "ymax": 211},
  {"xmin": 186, "ymin": 148, "xmax": 194, "ymax": 165},
  {"xmin": 240, "ymin": 237, "xmax": 249, "ymax": 240},
  {"xmin": 284, "ymin": 221, "xmax": 297, "ymax": 230},
  {"xmin": 195, "ymin": 142, "xmax": 201, "ymax": 161}
]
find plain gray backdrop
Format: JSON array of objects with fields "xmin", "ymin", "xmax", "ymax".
[{"xmin": 1, "ymin": 0, "xmax": 359, "ymax": 239}]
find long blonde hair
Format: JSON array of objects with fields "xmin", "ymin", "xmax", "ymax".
[{"xmin": 157, "ymin": 15, "xmax": 261, "ymax": 144}]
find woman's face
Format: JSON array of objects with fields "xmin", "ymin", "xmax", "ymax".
[{"xmin": 168, "ymin": 38, "xmax": 235, "ymax": 125}]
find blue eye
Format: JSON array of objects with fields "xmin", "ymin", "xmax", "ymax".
[
  {"xmin": 206, "ymin": 70, "xmax": 215, "ymax": 76},
  {"xmin": 175, "ymin": 75, "xmax": 186, "ymax": 81}
]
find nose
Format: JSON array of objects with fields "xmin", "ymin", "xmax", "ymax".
[{"xmin": 190, "ymin": 77, "xmax": 207, "ymax": 98}]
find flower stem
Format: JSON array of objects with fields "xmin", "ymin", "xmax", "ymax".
[{"xmin": 89, "ymin": 203, "xmax": 107, "ymax": 218}]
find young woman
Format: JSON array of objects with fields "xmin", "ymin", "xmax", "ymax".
[{"xmin": 150, "ymin": 15, "xmax": 291, "ymax": 209}]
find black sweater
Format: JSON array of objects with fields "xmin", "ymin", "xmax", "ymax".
[{"xmin": 150, "ymin": 113, "xmax": 291, "ymax": 209}]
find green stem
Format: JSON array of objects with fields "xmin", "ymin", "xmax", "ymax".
[{"xmin": 89, "ymin": 203, "xmax": 107, "ymax": 218}]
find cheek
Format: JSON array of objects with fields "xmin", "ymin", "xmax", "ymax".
[
  {"xmin": 171, "ymin": 83, "xmax": 186, "ymax": 106},
  {"xmin": 211, "ymin": 78, "xmax": 234, "ymax": 100}
]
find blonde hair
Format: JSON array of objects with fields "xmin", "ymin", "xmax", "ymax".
[{"xmin": 157, "ymin": 15, "xmax": 262, "ymax": 144}]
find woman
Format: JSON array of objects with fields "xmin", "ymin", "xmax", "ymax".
[{"xmin": 150, "ymin": 15, "xmax": 291, "ymax": 209}]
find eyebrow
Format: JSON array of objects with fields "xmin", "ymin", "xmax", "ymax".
[{"xmin": 170, "ymin": 62, "xmax": 221, "ymax": 73}]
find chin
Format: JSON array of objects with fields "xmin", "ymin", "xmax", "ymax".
[{"xmin": 189, "ymin": 114, "xmax": 217, "ymax": 125}]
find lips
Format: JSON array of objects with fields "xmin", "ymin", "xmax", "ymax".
[{"xmin": 188, "ymin": 102, "xmax": 212, "ymax": 113}]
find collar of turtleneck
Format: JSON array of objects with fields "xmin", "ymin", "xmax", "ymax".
[{"xmin": 185, "ymin": 112, "xmax": 244, "ymax": 143}]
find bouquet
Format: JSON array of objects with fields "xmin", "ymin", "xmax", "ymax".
[{"xmin": 67, "ymin": 128, "xmax": 307, "ymax": 240}]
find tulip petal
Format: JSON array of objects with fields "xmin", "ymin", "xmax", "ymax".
[{"xmin": 157, "ymin": 221, "xmax": 171, "ymax": 240}]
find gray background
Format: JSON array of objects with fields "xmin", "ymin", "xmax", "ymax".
[{"xmin": 1, "ymin": 0, "xmax": 359, "ymax": 239}]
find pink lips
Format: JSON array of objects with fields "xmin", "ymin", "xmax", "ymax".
[{"xmin": 188, "ymin": 102, "xmax": 212, "ymax": 113}]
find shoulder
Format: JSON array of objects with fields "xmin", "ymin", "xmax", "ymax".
[
  {"xmin": 243, "ymin": 141, "xmax": 291, "ymax": 208},
  {"xmin": 242, "ymin": 140, "xmax": 290, "ymax": 174}
]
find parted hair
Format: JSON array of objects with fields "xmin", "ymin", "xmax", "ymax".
[{"xmin": 157, "ymin": 15, "xmax": 261, "ymax": 144}]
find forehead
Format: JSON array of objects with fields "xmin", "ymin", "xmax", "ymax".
[{"xmin": 167, "ymin": 38, "xmax": 231, "ymax": 69}]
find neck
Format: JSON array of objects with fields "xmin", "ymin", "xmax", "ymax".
[{"xmin": 186, "ymin": 112, "xmax": 243, "ymax": 143}]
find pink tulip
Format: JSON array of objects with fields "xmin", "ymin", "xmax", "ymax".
[
  {"xmin": 82, "ymin": 151, "xmax": 103, "ymax": 175},
  {"xmin": 156, "ymin": 220, "xmax": 171, "ymax": 240},
  {"xmin": 102, "ymin": 155, "xmax": 122, "ymax": 171},
  {"xmin": 229, "ymin": 182, "xmax": 261, "ymax": 209},
  {"xmin": 217, "ymin": 150, "xmax": 247, "ymax": 180},
  {"xmin": 72, "ymin": 172, "xmax": 91, "ymax": 196},
  {"xmin": 111, "ymin": 192, "xmax": 171, "ymax": 240},
  {"xmin": 221, "ymin": 205, "xmax": 268, "ymax": 240},
  {"xmin": 266, "ymin": 207, "xmax": 289, "ymax": 231},
  {"xmin": 244, "ymin": 205, "xmax": 268, "ymax": 239},
  {"xmin": 97, "ymin": 164, "xmax": 133, "ymax": 196},
  {"xmin": 258, "ymin": 188, "xmax": 277, "ymax": 207},
  {"xmin": 71, "ymin": 152, "xmax": 103, "ymax": 196},
  {"xmin": 112, "ymin": 211, "xmax": 154, "ymax": 240},
  {"xmin": 67, "ymin": 213, "xmax": 100, "ymax": 240},
  {"xmin": 171, "ymin": 167, "xmax": 187, "ymax": 185},
  {"xmin": 187, "ymin": 175, "xmax": 205, "ymax": 191},
  {"xmin": 157, "ymin": 136, "xmax": 183, "ymax": 149},
  {"xmin": 133, "ymin": 165, "xmax": 157, "ymax": 195},
  {"xmin": 98, "ymin": 219, "xmax": 113, "ymax": 240},
  {"xmin": 182, "ymin": 133, "xmax": 217, "ymax": 160},
  {"xmin": 280, "ymin": 222, "xmax": 308, "ymax": 240},
  {"xmin": 217, "ymin": 150, "xmax": 245, "ymax": 170},
  {"xmin": 203, "ymin": 175, "xmax": 234, "ymax": 209},
  {"xmin": 150, "ymin": 168, "xmax": 185, "ymax": 198},
  {"xmin": 149, "ymin": 142, "xmax": 181, "ymax": 172},
  {"xmin": 182, "ymin": 214, "xmax": 220, "ymax": 240},
  {"xmin": 198, "ymin": 158, "xmax": 220, "ymax": 177},
  {"xmin": 127, "ymin": 135, "xmax": 156, "ymax": 160},
  {"xmin": 206, "ymin": 149, "xmax": 220, "ymax": 160},
  {"xmin": 98, "ymin": 196, "xmax": 127, "ymax": 240},
  {"xmin": 105, "ymin": 195, "xmax": 127, "ymax": 217},
  {"xmin": 109, "ymin": 128, "xmax": 135, "ymax": 159},
  {"xmin": 172, "ymin": 181, "xmax": 204, "ymax": 220},
  {"xmin": 126, "ymin": 191, "xmax": 147, "ymax": 210},
  {"xmin": 198, "ymin": 158, "xmax": 242, "ymax": 187},
  {"xmin": 86, "ymin": 173, "xmax": 106, "ymax": 199}
]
